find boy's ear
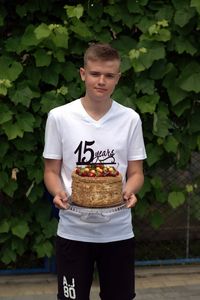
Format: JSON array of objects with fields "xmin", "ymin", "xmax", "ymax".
[
  {"xmin": 116, "ymin": 72, "xmax": 121, "ymax": 84},
  {"xmin": 80, "ymin": 67, "xmax": 85, "ymax": 81}
]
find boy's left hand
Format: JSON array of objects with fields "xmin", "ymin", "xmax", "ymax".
[{"xmin": 123, "ymin": 192, "xmax": 137, "ymax": 208}]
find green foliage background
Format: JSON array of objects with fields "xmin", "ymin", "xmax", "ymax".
[{"xmin": 0, "ymin": 0, "xmax": 200, "ymax": 266}]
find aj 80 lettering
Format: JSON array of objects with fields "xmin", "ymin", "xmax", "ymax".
[
  {"xmin": 63, "ymin": 276, "xmax": 76, "ymax": 299},
  {"xmin": 74, "ymin": 140, "xmax": 116, "ymax": 165}
]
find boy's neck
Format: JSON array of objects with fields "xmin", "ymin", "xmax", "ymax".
[{"xmin": 81, "ymin": 96, "xmax": 112, "ymax": 121}]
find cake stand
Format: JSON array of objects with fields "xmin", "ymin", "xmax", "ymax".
[{"xmin": 67, "ymin": 196, "xmax": 127, "ymax": 223}]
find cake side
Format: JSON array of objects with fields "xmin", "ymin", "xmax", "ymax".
[{"xmin": 71, "ymin": 166, "xmax": 123, "ymax": 208}]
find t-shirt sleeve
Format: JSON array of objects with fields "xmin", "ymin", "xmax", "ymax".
[
  {"xmin": 43, "ymin": 112, "xmax": 62, "ymax": 159},
  {"xmin": 127, "ymin": 116, "xmax": 147, "ymax": 161}
]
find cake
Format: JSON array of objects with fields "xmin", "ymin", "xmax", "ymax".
[{"xmin": 71, "ymin": 165, "xmax": 123, "ymax": 208}]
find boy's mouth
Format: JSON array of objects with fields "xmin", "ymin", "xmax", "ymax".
[{"xmin": 95, "ymin": 87, "xmax": 107, "ymax": 92}]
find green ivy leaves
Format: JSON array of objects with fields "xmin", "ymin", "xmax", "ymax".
[
  {"xmin": 0, "ymin": 56, "xmax": 23, "ymax": 81},
  {"xmin": 0, "ymin": 0, "xmax": 200, "ymax": 267},
  {"xmin": 129, "ymin": 42, "xmax": 166, "ymax": 72},
  {"xmin": 178, "ymin": 62, "xmax": 200, "ymax": 93},
  {"xmin": 0, "ymin": 220, "xmax": 10, "ymax": 234},
  {"xmin": 65, "ymin": 4, "xmax": 84, "ymax": 19},
  {"xmin": 168, "ymin": 191, "xmax": 185, "ymax": 209},
  {"xmin": 12, "ymin": 220, "xmax": 29, "ymax": 239},
  {"xmin": 191, "ymin": 0, "xmax": 200, "ymax": 13}
]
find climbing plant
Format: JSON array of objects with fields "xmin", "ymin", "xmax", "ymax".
[{"xmin": 0, "ymin": 0, "xmax": 200, "ymax": 266}]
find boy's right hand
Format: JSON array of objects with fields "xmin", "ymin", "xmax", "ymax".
[{"xmin": 53, "ymin": 191, "xmax": 69, "ymax": 210}]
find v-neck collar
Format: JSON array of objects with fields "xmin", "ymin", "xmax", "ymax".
[{"xmin": 79, "ymin": 98, "xmax": 114, "ymax": 126}]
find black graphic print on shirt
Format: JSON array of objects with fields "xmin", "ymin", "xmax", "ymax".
[{"xmin": 74, "ymin": 141, "xmax": 116, "ymax": 165}]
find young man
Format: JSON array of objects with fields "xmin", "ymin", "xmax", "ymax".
[{"xmin": 43, "ymin": 43, "xmax": 146, "ymax": 300}]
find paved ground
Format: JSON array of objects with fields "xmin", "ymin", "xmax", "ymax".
[{"xmin": 0, "ymin": 264, "xmax": 200, "ymax": 299}]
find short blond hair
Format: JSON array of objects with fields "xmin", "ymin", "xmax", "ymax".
[{"xmin": 84, "ymin": 43, "xmax": 120, "ymax": 66}]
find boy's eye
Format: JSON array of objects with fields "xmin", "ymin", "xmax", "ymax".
[
  {"xmin": 105, "ymin": 74, "xmax": 115, "ymax": 79},
  {"xmin": 89, "ymin": 72, "xmax": 116, "ymax": 79},
  {"xmin": 90, "ymin": 72, "xmax": 100, "ymax": 77}
]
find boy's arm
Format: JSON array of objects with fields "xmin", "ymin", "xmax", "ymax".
[
  {"xmin": 123, "ymin": 160, "xmax": 144, "ymax": 208},
  {"xmin": 44, "ymin": 158, "xmax": 69, "ymax": 209}
]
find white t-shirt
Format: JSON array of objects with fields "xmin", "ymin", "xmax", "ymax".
[{"xmin": 43, "ymin": 99, "xmax": 146, "ymax": 242}]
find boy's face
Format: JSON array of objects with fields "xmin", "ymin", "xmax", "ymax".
[{"xmin": 80, "ymin": 59, "xmax": 121, "ymax": 102}]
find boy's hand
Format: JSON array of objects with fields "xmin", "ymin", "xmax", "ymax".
[
  {"xmin": 123, "ymin": 192, "xmax": 137, "ymax": 208},
  {"xmin": 53, "ymin": 191, "xmax": 69, "ymax": 210}
]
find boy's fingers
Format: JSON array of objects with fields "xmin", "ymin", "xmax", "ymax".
[
  {"xmin": 53, "ymin": 192, "xmax": 69, "ymax": 209},
  {"xmin": 123, "ymin": 193, "xmax": 137, "ymax": 208}
]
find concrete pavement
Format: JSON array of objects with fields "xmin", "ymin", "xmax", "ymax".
[{"xmin": 0, "ymin": 264, "xmax": 200, "ymax": 299}]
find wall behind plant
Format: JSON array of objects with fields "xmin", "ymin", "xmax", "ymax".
[{"xmin": 0, "ymin": 0, "xmax": 200, "ymax": 266}]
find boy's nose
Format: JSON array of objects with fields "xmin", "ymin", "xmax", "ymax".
[{"xmin": 98, "ymin": 75, "xmax": 106, "ymax": 85}]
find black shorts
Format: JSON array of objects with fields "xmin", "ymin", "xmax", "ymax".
[{"xmin": 56, "ymin": 236, "xmax": 135, "ymax": 300}]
